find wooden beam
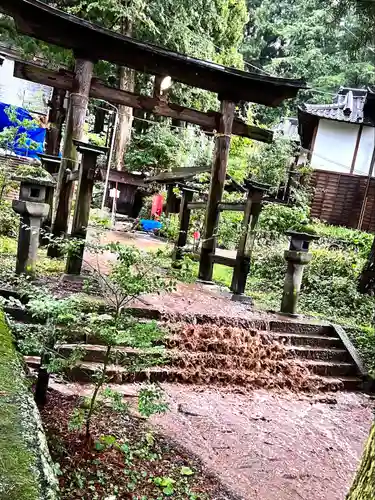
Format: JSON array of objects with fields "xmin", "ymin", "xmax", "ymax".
[
  {"xmin": 350, "ymin": 124, "xmax": 363, "ymax": 174},
  {"xmin": 14, "ymin": 62, "xmax": 273, "ymax": 143},
  {"xmin": 187, "ymin": 202, "xmax": 207, "ymax": 210},
  {"xmin": 231, "ymin": 183, "xmax": 268, "ymax": 295},
  {"xmin": 189, "ymin": 202, "xmax": 247, "ymax": 211},
  {"xmin": 48, "ymin": 57, "xmax": 94, "ymax": 258},
  {"xmin": 210, "ymin": 254, "xmax": 236, "ymax": 267},
  {"xmin": 198, "ymin": 100, "xmax": 236, "ymax": 282},
  {"xmin": 218, "ymin": 202, "xmax": 245, "ymax": 211}
]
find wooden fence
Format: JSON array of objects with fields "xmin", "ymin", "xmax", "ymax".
[{"xmin": 309, "ymin": 169, "xmax": 375, "ymax": 232}]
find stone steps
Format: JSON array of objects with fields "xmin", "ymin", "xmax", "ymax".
[
  {"xmin": 271, "ymin": 332, "xmax": 342, "ymax": 348},
  {"xmin": 22, "ymin": 317, "xmax": 365, "ymax": 392},
  {"xmin": 24, "ymin": 356, "xmax": 363, "ymax": 391},
  {"xmin": 286, "ymin": 346, "xmax": 350, "ymax": 362},
  {"xmin": 57, "ymin": 343, "xmax": 351, "ymax": 365},
  {"xmin": 302, "ymin": 360, "xmax": 356, "ymax": 377}
]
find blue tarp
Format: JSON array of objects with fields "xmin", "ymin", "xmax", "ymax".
[
  {"xmin": 0, "ymin": 102, "xmax": 45, "ymax": 158},
  {"xmin": 140, "ymin": 219, "xmax": 162, "ymax": 232}
]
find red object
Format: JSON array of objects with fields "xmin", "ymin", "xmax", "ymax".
[
  {"xmin": 193, "ymin": 231, "xmax": 200, "ymax": 241},
  {"xmin": 151, "ymin": 194, "xmax": 164, "ymax": 217}
]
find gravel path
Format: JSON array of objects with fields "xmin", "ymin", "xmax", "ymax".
[{"xmin": 151, "ymin": 385, "xmax": 373, "ymax": 500}]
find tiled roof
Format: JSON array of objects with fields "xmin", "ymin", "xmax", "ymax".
[{"xmin": 300, "ymin": 88, "xmax": 374, "ymax": 126}]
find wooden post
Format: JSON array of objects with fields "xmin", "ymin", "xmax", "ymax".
[
  {"xmin": 65, "ymin": 141, "xmax": 108, "ymax": 275},
  {"xmin": 94, "ymin": 106, "xmax": 106, "ymax": 134},
  {"xmin": 46, "ymin": 86, "xmax": 66, "ymax": 156},
  {"xmin": 38, "ymin": 154, "xmax": 61, "ymax": 245},
  {"xmin": 231, "ymin": 182, "xmax": 268, "ymax": 296},
  {"xmin": 165, "ymin": 184, "xmax": 175, "ymax": 216},
  {"xmin": 48, "ymin": 57, "xmax": 94, "ymax": 258},
  {"xmin": 198, "ymin": 99, "xmax": 235, "ymax": 282},
  {"xmin": 173, "ymin": 188, "xmax": 194, "ymax": 263}
]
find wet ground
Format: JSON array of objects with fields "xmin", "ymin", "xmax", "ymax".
[
  {"xmin": 51, "ymin": 381, "xmax": 373, "ymax": 500},
  {"xmin": 152, "ymin": 385, "xmax": 373, "ymax": 500},
  {"xmin": 83, "ymin": 229, "xmax": 263, "ymax": 318}
]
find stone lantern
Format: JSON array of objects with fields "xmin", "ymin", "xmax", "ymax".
[
  {"xmin": 12, "ymin": 170, "xmax": 56, "ymax": 276},
  {"xmin": 280, "ymin": 230, "xmax": 319, "ymax": 316}
]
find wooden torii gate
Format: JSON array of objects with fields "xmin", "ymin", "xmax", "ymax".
[{"xmin": 1, "ymin": 0, "xmax": 307, "ymax": 278}]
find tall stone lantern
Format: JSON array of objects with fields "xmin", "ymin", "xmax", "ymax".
[
  {"xmin": 12, "ymin": 170, "xmax": 56, "ymax": 276},
  {"xmin": 280, "ymin": 230, "xmax": 319, "ymax": 316}
]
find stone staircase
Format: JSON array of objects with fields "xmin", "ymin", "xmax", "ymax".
[{"xmin": 24, "ymin": 318, "xmax": 365, "ymax": 392}]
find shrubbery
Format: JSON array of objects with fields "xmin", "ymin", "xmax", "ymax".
[
  {"xmin": 217, "ymin": 211, "xmax": 243, "ymax": 249},
  {"xmin": 311, "ymin": 220, "xmax": 373, "ymax": 256},
  {"xmin": 158, "ymin": 213, "xmax": 180, "ymax": 241},
  {"xmin": 249, "ymin": 243, "xmax": 375, "ymax": 328},
  {"xmin": 257, "ymin": 203, "xmax": 309, "ymax": 236},
  {"xmin": 257, "ymin": 203, "xmax": 373, "ymax": 256},
  {"xmin": 0, "ymin": 201, "xmax": 19, "ymax": 238}
]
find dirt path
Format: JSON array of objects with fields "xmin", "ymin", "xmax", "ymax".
[{"xmin": 151, "ymin": 386, "xmax": 373, "ymax": 500}]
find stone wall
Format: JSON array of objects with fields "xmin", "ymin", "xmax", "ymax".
[{"xmin": 0, "ymin": 310, "xmax": 58, "ymax": 500}]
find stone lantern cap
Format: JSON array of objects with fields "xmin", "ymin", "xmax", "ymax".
[
  {"xmin": 12, "ymin": 166, "xmax": 56, "ymax": 203},
  {"xmin": 12, "ymin": 174, "xmax": 56, "ymax": 187},
  {"xmin": 73, "ymin": 140, "xmax": 109, "ymax": 156},
  {"xmin": 285, "ymin": 230, "xmax": 319, "ymax": 242},
  {"xmin": 286, "ymin": 229, "xmax": 319, "ymax": 253}
]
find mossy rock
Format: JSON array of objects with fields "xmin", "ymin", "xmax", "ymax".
[{"xmin": 0, "ymin": 310, "xmax": 58, "ymax": 500}]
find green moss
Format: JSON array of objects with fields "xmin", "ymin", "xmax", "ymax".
[
  {"xmin": 0, "ymin": 310, "xmax": 57, "ymax": 500},
  {"xmin": 347, "ymin": 423, "xmax": 375, "ymax": 499}
]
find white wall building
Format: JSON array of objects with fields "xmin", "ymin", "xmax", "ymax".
[
  {"xmin": 0, "ymin": 53, "xmax": 52, "ymax": 114},
  {"xmin": 298, "ymin": 88, "xmax": 375, "ymax": 177},
  {"xmin": 298, "ymin": 88, "xmax": 375, "ymax": 231}
]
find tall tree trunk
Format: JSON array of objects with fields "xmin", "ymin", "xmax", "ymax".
[
  {"xmin": 346, "ymin": 423, "xmax": 375, "ymax": 499},
  {"xmin": 113, "ymin": 20, "xmax": 135, "ymax": 171},
  {"xmin": 46, "ymin": 87, "xmax": 66, "ymax": 156}
]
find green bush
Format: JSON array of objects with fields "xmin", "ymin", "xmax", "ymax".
[
  {"xmin": 0, "ymin": 201, "xmax": 19, "ymax": 237},
  {"xmin": 0, "ymin": 235, "xmax": 17, "ymax": 255},
  {"xmin": 348, "ymin": 326, "xmax": 375, "ymax": 375},
  {"xmin": 249, "ymin": 243, "xmax": 375, "ymax": 328},
  {"xmin": 217, "ymin": 211, "xmax": 243, "ymax": 249},
  {"xmin": 311, "ymin": 220, "xmax": 373, "ymax": 256},
  {"xmin": 158, "ymin": 213, "xmax": 179, "ymax": 241},
  {"xmin": 89, "ymin": 208, "xmax": 111, "ymax": 229},
  {"xmin": 300, "ymin": 248, "xmax": 374, "ymax": 326},
  {"xmin": 257, "ymin": 205, "xmax": 373, "ymax": 257},
  {"xmin": 251, "ymin": 242, "xmax": 286, "ymax": 291},
  {"xmin": 258, "ymin": 203, "xmax": 309, "ymax": 236}
]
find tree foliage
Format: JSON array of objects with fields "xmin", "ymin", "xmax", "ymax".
[
  {"xmin": 243, "ymin": 0, "xmax": 375, "ymax": 123},
  {"xmin": 124, "ymin": 124, "xmax": 214, "ymax": 173}
]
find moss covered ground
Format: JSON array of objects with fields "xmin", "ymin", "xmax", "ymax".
[{"xmin": 0, "ymin": 310, "xmax": 57, "ymax": 500}]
